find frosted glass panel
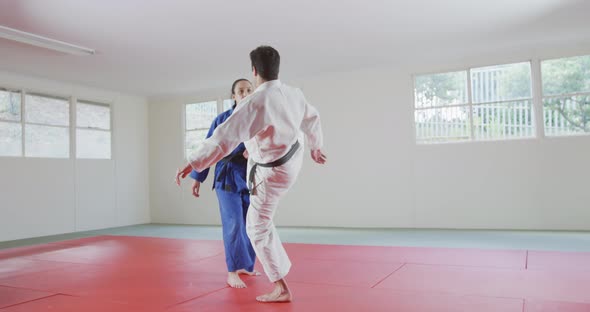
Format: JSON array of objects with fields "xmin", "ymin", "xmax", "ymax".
[
  {"xmin": 26, "ymin": 94, "xmax": 69, "ymax": 126},
  {"xmin": 77, "ymin": 102, "xmax": 110, "ymax": 130},
  {"xmin": 185, "ymin": 101, "xmax": 217, "ymax": 130},
  {"xmin": 0, "ymin": 122, "xmax": 22, "ymax": 156},
  {"xmin": 25, "ymin": 124, "xmax": 69, "ymax": 158},
  {"xmin": 0, "ymin": 90, "xmax": 21, "ymax": 121},
  {"xmin": 77, "ymin": 129, "xmax": 111, "ymax": 159}
]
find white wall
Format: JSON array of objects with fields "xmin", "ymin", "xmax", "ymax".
[
  {"xmin": 149, "ymin": 89, "xmax": 224, "ymax": 225},
  {"xmin": 149, "ymin": 40, "xmax": 590, "ymax": 231},
  {"xmin": 409, "ymin": 39, "xmax": 590, "ymax": 230},
  {"xmin": 0, "ymin": 71, "xmax": 150, "ymax": 241}
]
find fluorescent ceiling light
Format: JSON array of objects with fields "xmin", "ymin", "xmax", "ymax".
[{"xmin": 0, "ymin": 25, "xmax": 95, "ymax": 56}]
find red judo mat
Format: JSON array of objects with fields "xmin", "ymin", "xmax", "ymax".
[{"xmin": 0, "ymin": 235, "xmax": 589, "ymax": 311}]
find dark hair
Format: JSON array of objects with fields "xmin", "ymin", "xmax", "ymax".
[
  {"xmin": 231, "ymin": 78, "xmax": 250, "ymax": 95},
  {"xmin": 231, "ymin": 78, "xmax": 251, "ymax": 106},
  {"xmin": 250, "ymin": 46, "xmax": 280, "ymax": 81}
]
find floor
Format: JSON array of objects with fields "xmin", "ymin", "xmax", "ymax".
[
  {"xmin": 3, "ymin": 224, "xmax": 590, "ymax": 252},
  {"xmin": 1, "ymin": 225, "xmax": 590, "ymax": 311}
]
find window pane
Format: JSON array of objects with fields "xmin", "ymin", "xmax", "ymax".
[
  {"xmin": 0, "ymin": 90, "xmax": 21, "ymax": 121},
  {"xmin": 473, "ymin": 100, "xmax": 534, "ymax": 140},
  {"xmin": 415, "ymin": 106, "xmax": 471, "ymax": 143},
  {"xmin": 542, "ymin": 55, "xmax": 590, "ymax": 96},
  {"xmin": 185, "ymin": 101, "xmax": 217, "ymax": 130},
  {"xmin": 223, "ymin": 99, "xmax": 234, "ymax": 111},
  {"xmin": 77, "ymin": 102, "xmax": 110, "ymax": 130},
  {"xmin": 0, "ymin": 122, "xmax": 22, "ymax": 156},
  {"xmin": 471, "ymin": 62, "xmax": 531, "ymax": 103},
  {"xmin": 25, "ymin": 124, "xmax": 69, "ymax": 158},
  {"xmin": 415, "ymin": 71, "xmax": 467, "ymax": 108},
  {"xmin": 544, "ymin": 95, "xmax": 590, "ymax": 136},
  {"xmin": 77, "ymin": 129, "xmax": 111, "ymax": 159},
  {"xmin": 26, "ymin": 94, "xmax": 69, "ymax": 126},
  {"xmin": 185, "ymin": 129, "xmax": 209, "ymax": 158}
]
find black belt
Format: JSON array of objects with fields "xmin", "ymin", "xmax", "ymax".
[
  {"xmin": 248, "ymin": 141, "xmax": 300, "ymax": 195},
  {"xmin": 215, "ymin": 151, "xmax": 247, "ymax": 192}
]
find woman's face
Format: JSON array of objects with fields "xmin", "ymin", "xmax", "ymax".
[{"xmin": 232, "ymin": 80, "xmax": 253, "ymax": 104}]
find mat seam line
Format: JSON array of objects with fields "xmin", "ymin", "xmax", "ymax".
[
  {"xmin": 371, "ymin": 263, "xmax": 406, "ymax": 288},
  {"xmin": 165, "ymin": 286, "xmax": 229, "ymax": 308},
  {"xmin": 0, "ymin": 293, "xmax": 59, "ymax": 309}
]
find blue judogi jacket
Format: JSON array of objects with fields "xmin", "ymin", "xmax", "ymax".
[{"xmin": 189, "ymin": 105, "xmax": 249, "ymax": 193}]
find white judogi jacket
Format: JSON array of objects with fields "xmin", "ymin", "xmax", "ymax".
[{"xmin": 189, "ymin": 80, "xmax": 323, "ymax": 171}]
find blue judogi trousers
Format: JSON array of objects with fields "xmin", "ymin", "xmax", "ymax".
[{"xmin": 215, "ymin": 189, "xmax": 256, "ymax": 272}]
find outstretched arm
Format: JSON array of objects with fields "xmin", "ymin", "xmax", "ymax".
[
  {"xmin": 188, "ymin": 97, "xmax": 266, "ymax": 171},
  {"xmin": 176, "ymin": 96, "xmax": 266, "ymax": 184}
]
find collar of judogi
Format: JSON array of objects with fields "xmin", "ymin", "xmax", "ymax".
[{"xmin": 256, "ymin": 79, "xmax": 281, "ymax": 92}]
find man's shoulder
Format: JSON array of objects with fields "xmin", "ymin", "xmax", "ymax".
[
  {"xmin": 281, "ymin": 83, "xmax": 304, "ymax": 96},
  {"xmin": 243, "ymin": 89, "xmax": 266, "ymax": 106},
  {"xmin": 249, "ymin": 82, "xmax": 304, "ymax": 103},
  {"xmin": 264, "ymin": 82, "xmax": 303, "ymax": 99}
]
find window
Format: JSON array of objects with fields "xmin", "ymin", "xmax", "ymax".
[
  {"xmin": 541, "ymin": 55, "xmax": 590, "ymax": 136},
  {"xmin": 76, "ymin": 101, "xmax": 111, "ymax": 159},
  {"xmin": 0, "ymin": 88, "xmax": 117, "ymax": 160},
  {"xmin": 223, "ymin": 99, "xmax": 234, "ymax": 111},
  {"xmin": 185, "ymin": 101, "xmax": 217, "ymax": 159},
  {"xmin": 414, "ymin": 71, "xmax": 470, "ymax": 143},
  {"xmin": 414, "ymin": 62, "xmax": 534, "ymax": 143},
  {"xmin": 0, "ymin": 89, "xmax": 22, "ymax": 156},
  {"xmin": 24, "ymin": 93, "xmax": 70, "ymax": 158},
  {"xmin": 471, "ymin": 63, "xmax": 533, "ymax": 140}
]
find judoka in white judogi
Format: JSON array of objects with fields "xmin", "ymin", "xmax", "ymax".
[{"xmin": 176, "ymin": 46, "xmax": 326, "ymax": 303}]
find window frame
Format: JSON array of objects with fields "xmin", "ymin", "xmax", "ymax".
[
  {"xmin": 540, "ymin": 54, "xmax": 590, "ymax": 138},
  {"xmin": 75, "ymin": 99, "xmax": 113, "ymax": 160},
  {"xmin": 413, "ymin": 70, "xmax": 472, "ymax": 143},
  {"xmin": 0, "ymin": 88, "xmax": 24, "ymax": 157},
  {"xmin": 0, "ymin": 87, "xmax": 117, "ymax": 160},
  {"xmin": 23, "ymin": 92, "xmax": 71, "ymax": 159},
  {"xmin": 183, "ymin": 99, "xmax": 223, "ymax": 160},
  {"xmin": 413, "ymin": 60, "xmax": 537, "ymax": 144}
]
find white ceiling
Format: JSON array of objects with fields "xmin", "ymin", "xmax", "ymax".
[{"xmin": 0, "ymin": 0, "xmax": 589, "ymax": 97}]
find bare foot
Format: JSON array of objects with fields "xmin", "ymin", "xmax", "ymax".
[
  {"xmin": 237, "ymin": 269, "xmax": 261, "ymax": 276},
  {"xmin": 256, "ymin": 279, "xmax": 292, "ymax": 303},
  {"xmin": 227, "ymin": 272, "xmax": 247, "ymax": 288}
]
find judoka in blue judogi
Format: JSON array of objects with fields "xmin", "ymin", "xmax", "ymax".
[{"xmin": 189, "ymin": 79, "xmax": 257, "ymax": 288}]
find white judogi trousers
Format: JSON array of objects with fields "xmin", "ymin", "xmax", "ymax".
[{"xmin": 246, "ymin": 146, "xmax": 304, "ymax": 282}]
